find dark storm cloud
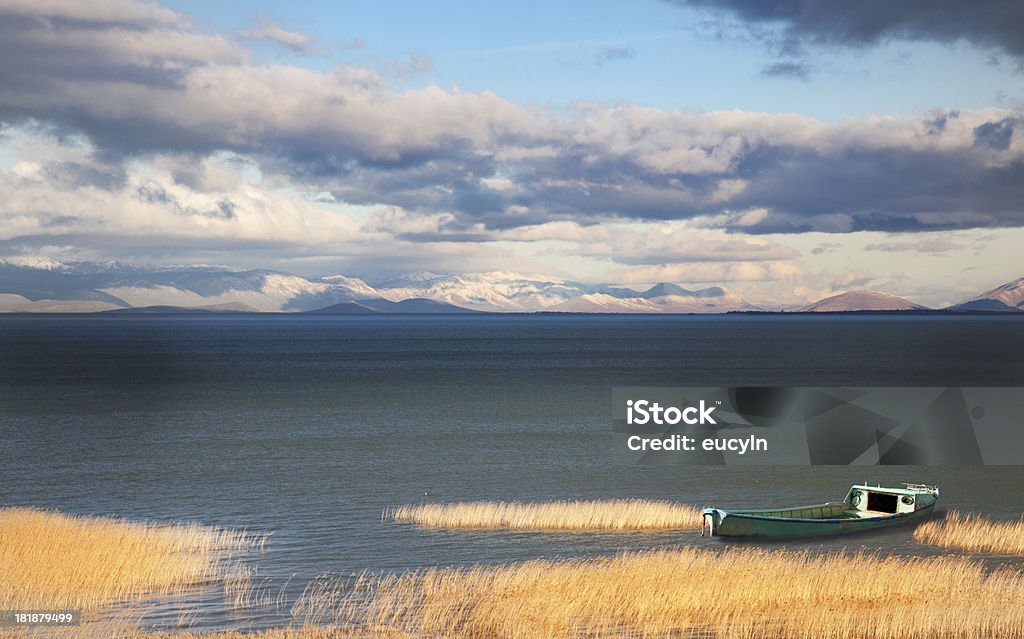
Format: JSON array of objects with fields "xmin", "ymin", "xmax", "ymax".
[
  {"xmin": 667, "ymin": 0, "xmax": 1024, "ymax": 59},
  {"xmin": 2, "ymin": 0, "xmax": 1024, "ymax": 241},
  {"xmin": 722, "ymin": 145, "xmax": 1024, "ymax": 234}
]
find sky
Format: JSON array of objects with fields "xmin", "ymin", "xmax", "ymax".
[{"xmin": 1, "ymin": 0, "xmax": 1023, "ymax": 307}]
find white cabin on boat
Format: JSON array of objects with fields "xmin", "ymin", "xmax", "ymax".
[{"xmin": 846, "ymin": 483, "xmax": 938, "ymax": 516}]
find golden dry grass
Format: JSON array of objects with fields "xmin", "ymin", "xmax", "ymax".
[
  {"xmin": 12, "ymin": 625, "xmax": 403, "ymax": 639},
  {"xmin": 915, "ymin": 510, "xmax": 1024, "ymax": 555},
  {"xmin": 296, "ymin": 547, "xmax": 1024, "ymax": 639},
  {"xmin": 0, "ymin": 507, "xmax": 260, "ymax": 611},
  {"xmin": 133, "ymin": 629, "xmax": 409, "ymax": 639},
  {"xmin": 385, "ymin": 499, "xmax": 703, "ymax": 531}
]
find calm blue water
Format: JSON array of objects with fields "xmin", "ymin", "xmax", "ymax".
[{"xmin": 2, "ymin": 314, "xmax": 1023, "ymax": 632}]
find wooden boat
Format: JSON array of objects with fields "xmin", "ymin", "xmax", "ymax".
[{"xmin": 701, "ymin": 483, "xmax": 939, "ymax": 538}]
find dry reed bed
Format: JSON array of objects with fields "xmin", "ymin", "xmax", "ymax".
[
  {"xmin": 12, "ymin": 625, "xmax": 397, "ymax": 639},
  {"xmin": 385, "ymin": 499, "xmax": 703, "ymax": 531},
  {"xmin": 915, "ymin": 510, "xmax": 1024, "ymax": 556},
  {"xmin": 134, "ymin": 630, "xmax": 410, "ymax": 639},
  {"xmin": 0, "ymin": 507, "xmax": 261, "ymax": 611},
  {"xmin": 296, "ymin": 547, "xmax": 1024, "ymax": 639}
]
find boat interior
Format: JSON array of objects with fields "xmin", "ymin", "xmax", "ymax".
[
  {"xmin": 739, "ymin": 502, "xmax": 857, "ymax": 520},
  {"xmin": 738, "ymin": 501, "xmax": 897, "ymax": 520}
]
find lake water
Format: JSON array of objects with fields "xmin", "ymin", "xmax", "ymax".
[{"xmin": 2, "ymin": 314, "xmax": 1023, "ymax": 632}]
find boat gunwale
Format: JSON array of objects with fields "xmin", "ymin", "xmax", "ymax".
[{"xmin": 708, "ymin": 500, "xmax": 847, "ymax": 516}]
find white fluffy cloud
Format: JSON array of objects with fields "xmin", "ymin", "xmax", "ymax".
[
  {"xmin": 239, "ymin": 18, "xmax": 318, "ymax": 55},
  {"xmin": 0, "ymin": 141, "xmax": 362, "ymax": 249},
  {"xmin": 616, "ymin": 261, "xmax": 803, "ymax": 285},
  {"xmin": 573, "ymin": 221, "xmax": 800, "ymax": 264}
]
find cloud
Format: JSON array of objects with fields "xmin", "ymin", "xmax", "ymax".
[
  {"xmin": 595, "ymin": 45, "xmax": 636, "ymax": 65},
  {"xmin": 831, "ymin": 270, "xmax": 875, "ymax": 289},
  {"xmin": 973, "ymin": 118, "xmax": 1017, "ymax": 149},
  {"xmin": 0, "ymin": 0, "xmax": 245, "ymax": 94},
  {"xmin": 408, "ymin": 52, "xmax": 434, "ymax": 71},
  {"xmin": 616, "ymin": 261, "xmax": 801, "ymax": 285},
  {"xmin": 865, "ymin": 237, "xmax": 965, "ymax": 253},
  {"xmin": 0, "ymin": 0, "xmax": 180, "ymax": 27},
  {"xmin": 338, "ymin": 37, "xmax": 368, "ymax": 52},
  {"xmin": 811, "ymin": 242, "xmax": 841, "ymax": 255},
  {"xmin": 0, "ymin": 142, "xmax": 363, "ymax": 254},
  {"xmin": 494, "ymin": 220, "xmax": 615, "ymax": 243},
  {"xmin": 759, "ymin": 61, "xmax": 810, "ymax": 80},
  {"xmin": 2, "ymin": 0, "xmax": 1024, "ymax": 248},
  {"xmin": 239, "ymin": 18, "xmax": 317, "ymax": 55},
  {"xmin": 574, "ymin": 222, "xmax": 800, "ymax": 264},
  {"xmin": 378, "ymin": 52, "xmax": 435, "ymax": 76},
  {"xmin": 666, "ymin": 0, "xmax": 1024, "ymax": 61},
  {"xmin": 361, "ymin": 207, "xmax": 493, "ymax": 242}
]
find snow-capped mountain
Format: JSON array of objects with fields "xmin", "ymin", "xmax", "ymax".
[
  {"xmin": 369, "ymin": 273, "xmax": 762, "ymax": 313},
  {"xmin": 1, "ymin": 257, "xmax": 1019, "ymax": 314},
  {"xmin": 551, "ymin": 286, "xmax": 762, "ymax": 313},
  {"xmin": 800, "ymin": 291, "xmax": 929, "ymax": 312},
  {"xmin": 950, "ymin": 277, "xmax": 1024, "ymax": 312},
  {"xmin": 0, "ymin": 259, "xmax": 380, "ymax": 312},
  {"xmin": 372, "ymin": 271, "xmax": 594, "ymax": 311}
]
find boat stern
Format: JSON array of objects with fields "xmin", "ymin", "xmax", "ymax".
[{"xmin": 702, "ymin": 507, "xmax": 724, "ymax": 537}]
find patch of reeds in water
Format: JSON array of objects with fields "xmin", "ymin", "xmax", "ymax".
[
  {"xmin": 298, "ymin": 547, "xmax": 1024, "ymax": 638},
  {"xmin": 0, "ymin": 507, "xmax": 262, "ymax": 611},
  {"xmin": 915, "ymin": 510, "xmax": 1024, "ymax": 556},
  {"xmin": 384, "ymin": 499, "xmax": 703, "ymax": 531}
]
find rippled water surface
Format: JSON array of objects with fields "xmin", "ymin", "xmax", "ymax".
[{"xmin": 2, "ymin": 314, "xmax": 1023, "ymax": 631}]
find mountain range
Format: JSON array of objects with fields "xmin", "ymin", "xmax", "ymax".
[{"xmin": 0, "ymin": 258, "xmax": 1020, "ymax": 314}]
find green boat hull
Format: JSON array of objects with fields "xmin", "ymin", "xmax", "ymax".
[
  {"xmin": 702, "ymin": 485, "xmax": 939, "ymax": 538},
  {"xmin": 703, "ymin": 503, "xmax": 935, "ymax": 538}
]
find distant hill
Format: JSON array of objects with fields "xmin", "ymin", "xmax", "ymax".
[
  {"xmin": 306, "ymin": 298, "xmax": 479, "ymax": 314},
  {"xmin": 638, "ymin": 282, "xmax": 693, "ymax": 299},
  {"xmin": 104, "ymin": 302, "xmax": 259, "ymax": 314},
  {"xmin": 800, "ymin": 291, "xmax": 928, "ymax": 312},
  {"xmin": 950, "ymin": 277, "xmax": 1024, "ymax": 312},
  {"xmin": 303, "ymin": 302, "xmax": 379, "ymax": 314}
]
